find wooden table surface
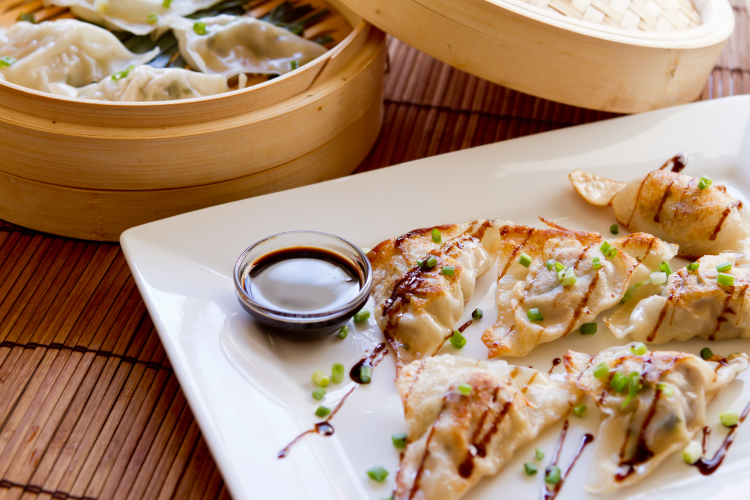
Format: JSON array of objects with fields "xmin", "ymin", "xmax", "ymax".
[{"xmin": 0, "ymin": 3, "xmax": 748, "ymax": 497}]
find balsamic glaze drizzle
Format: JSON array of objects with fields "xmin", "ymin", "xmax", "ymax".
[
  {"xmin": 542, "ymin": 419, "xmax": 595, "ymax": 500},
  {"xmin": 549, "ymin": 358, "xmax": 562, "ymax": 375},
  {"xmin": 350, "ymin": 343, "xmax": 388, "ymax": 384},
  {"xmin": 458, "ymin": 319, "xmax": 473, "ymax": 333},
  {"xmin": 691, "ymin": 398, "xmax": 750, "ymax": 475}
]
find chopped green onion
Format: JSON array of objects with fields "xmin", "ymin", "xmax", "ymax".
[
  {"xmin": 535, "ymin": 448, "xmax": 545, "ymax": 460},
  {"xmin": 112, "ymin": 65, "xmax": 135, "ymax": 80},
  {"xmin": 354, "ymin": 309, "xmax": 370, "ymax": 323},
  {"xmin": 592, "ymin": 256, "xmax": 602, "ymax": 269},
  {"xmin": 312, "ymin": 387, "xmax": 326, "ymax": 400},
  {"xmin": 148, "ymin": 13, "xmax": 158, "ymax": 24},
  {"xmin": 687, "ymin": 262, "xmax": 700, "ymax": 272},
  {"xmin": 700, "ymin": 347, "xmax": 713, "ymax": 360},
  {"xmin": 524, "ymin": 462, "xmax": 538, "ymax": 475},
  {"xmin": 431, "ymin": 228, "xmax": 441, "ymax": 243},
  {"xmin": 331, "ymin": 363, "xmax": 345, "ymax": 383},
  {"xmin": 610, "ymin": 372, "xmax": 628, "ymax": 393},
  {"xmin": 360, "ymin": 365, "xmax": 372, "ymax": 384},
  {"xmin": 651, "ymin": 271, "xmax": 668, "ymax": 286},
  {"xmin": 367, "ymin": 466, "xmax": 388, "ymax": 482},
  {"xmin": 554, "ymin": 262, "xmax": 565, "ymax": 273},
  {"xmin": 600, "ymin": 241, "xmax": 611, "ymax": 254},
  {"xmin": 441, "ymin": 266, "xmax": 455, "ymax": 276},
  {"xmin": 683, "ymin": 441, "xmax": 702, "ymax": 464},
  {"xmin": 472, "ymin": 308, "xmax": 483, "ymax": 319},
  {"xmin": 527, "ymin": 308, "xmax": 544, "ymax": 322},
  {"xmin": 716, "ymin": 261, "xmax": 733, "ymax": 273},
  {"xmin": 657, "ymin": 382, "xmax": 674, "ymax": 397},
  {"xmin": 545, "ymin": 260, "xmax": 555, "ymax": 271},
  {"xmin": 610, "ymin": 224, "xmax": 619, "ymax": 235},
  {"xmin": 315, "ymin": 406, "xmax": 331, "ymax": 418},
  {"xmin": 580, "ymin": 323, "xmax": 597, "ymax": 335},
  {"xmin": 631, "ymin": 342, "xmax": 648, "ymax": 356},
  {"xmin": 720, "ymin": 409, "xmax": 739, "ymax": 427},
  {"xmin": 606, "ymin": 247, "xmax": 619, "ymax": 260},
  {"xmin": 659, "ymin": 261, "xmax": 673, "ymax": 276},
  {"xmin": 193, "ymin": 21, "xmax": 207, "ymax": 35},
  {"xmin": 698, "ymin": 175, "xmax": 713, "ymax": 190},
  {"xmin": 561, "ymin": 267, "xmax": 577, "ymax": 286},
  {"xmin": 557, "ymin": 269, "xmax": 566, "ymax": 282},
  {"xmin": 19, "ymin": 13, "xmax": 36, "ymax": 23},
  {"xmin": 457, "ymin": 383, "xmax": 472, "ymax": 395},
  {"xmin": 545, "ymin": 465, "xmax": 561, "ymax": 485},
  {"xmin": 593, "ymin": 361, "xmax": 609, "ymax": 379},
  {"xmin": 519, "ymin": 252, "xmax": 532, "ymax": 267},
  {"xmin": 573, "ymin": 404, "xmax": 587, "ymax": 417},
  {"xmin": 717, "ymin": 273, "xmax": 735, "ymax": 286},
  {"xmin": 311, "ymin": 370, "xmax": 330, "ymax": 387},
  {"xmin": 621, "ymin": 372, "xmax": 643, "ymax": 409},
  {"xmin": 163, "ymin": 0, "xmax": 173, "ymax": 6},
  {"xmin": 620, "ymin": 279, "xmax": 651, "ymax": 305},
  {"xmin": 289, "ymin": 60, "xmax": 299, "ymax": 70},
  {"xmin": 392, "ymin": 432, "xmax": 407, "ymax": 448},
  {"xmin": 418, "ymin": 256, "xmax": 437, "ymax": 269},
  {"xmin": 337, "ymin": 325, "xmax": 349, "ymax": 339},
  {"xmin": 449, "ymin": 331, "xmax": 466, "ymax": 349}
]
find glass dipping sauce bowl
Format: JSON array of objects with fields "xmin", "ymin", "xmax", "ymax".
[{"xmin": 234, "ymin": 231, "xmax": 373, "ymax": 337}]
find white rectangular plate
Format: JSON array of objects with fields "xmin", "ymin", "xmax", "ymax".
[{"xmin": 122, "ymin": 96, "xmax": 750, "ymax": 500}]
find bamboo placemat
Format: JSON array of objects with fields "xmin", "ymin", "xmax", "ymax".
[{"xmin": 0, "ymin": 2, "xmax": 748, "ymax": 497}]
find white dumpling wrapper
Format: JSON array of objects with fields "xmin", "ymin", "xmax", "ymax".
[
  {"xmin": 166, "ymin": 14, "xmax": 327, "ymax": 78},
  {"xmin": 0, "ymin": 20, "xmax": 158, "ymax": 93}
]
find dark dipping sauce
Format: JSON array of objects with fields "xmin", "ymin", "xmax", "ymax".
[{"xmin": 246, "ymin": 247, "xmax": 363, "ymax": 314}]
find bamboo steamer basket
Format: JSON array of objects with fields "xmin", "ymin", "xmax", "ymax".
[
  {"xmin": 340, "ymin": 0, "xmax": 733, "ymax": 113},
  {"xmin": 0, "ymin": 0, "xmax": 386, "ymax": 241}
]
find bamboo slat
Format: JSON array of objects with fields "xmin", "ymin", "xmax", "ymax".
[{"xmin": 0, "ymin": 3, "xmax": 748, "ymax": 497}]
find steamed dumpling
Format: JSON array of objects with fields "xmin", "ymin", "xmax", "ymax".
[
  {"xmin": 368, "ymin": 220, "xmax": 503, "ymax": 368},
  {"xmin": 0, "ymin": 20, "xmax": 158, "ymax": 93},
  {"xmin": 570, "ymin": 165, "xmax": 750, "ymax": 261},
  {"xmin": 481, "ymin": 219, "xmax": 678, "ymax": 357},
  {"xmin": 395, "ymin": 355, "xmax": 581, "ymax": 500},
  {"xmin": 564, "ymin": 345, "xmax": 748, "ymax": 493},
  {"xmin": 48, "ymin": 66, "xmax": 229, "ymax": 101},
  {"xmin": 607, "ymin": 253, "xmax": 750, "ymax": 343},
  {"xmin": 45, "ymin": 0, "xmax": 223, "ymax": 35},
  {"xmin": 167, "ymin": 14, "xmax": 327, "ymax": 78}
]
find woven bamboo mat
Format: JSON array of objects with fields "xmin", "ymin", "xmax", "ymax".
[{"xmin": 0, "ymin": 2, "xmax": 748, "ymax": 498}]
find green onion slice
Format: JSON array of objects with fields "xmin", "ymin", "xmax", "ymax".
[
  {"xmin": 580, "ymin": 323, "xmax": 597, "ymax": 335},
  {"xmin": 457, "ymin": 383, "xmax": 472, "ymax": 396},
  {"xmin": 441, "ymin": 266, "xmax": 455, "ymax": 276},
  {"xmin": 545, "ymin": 260, "xmax": 554, "ymax": 271},
  {"xmin": 610, "ymin": 224, "xmax": 619, "ymax": 235},
  {"xmin": 593, "ymin": 361, "xmax": 609, "ymax": 379},
  {"xmin": 716, "ymin": 261, "xmax": 733, "ymax": 273},
  {"xmin": 148, "ymin": 13, "xmax": 158, "ymax": 24},
  {"xmin": 449, "ymin": 331, "xmax": 466, "ymax": 349},
  {"xmin": 312, "ymin": 387, "xmax": 326, "ymax": 400},
  {"xmin": 432, "ymin": 228, "xmax": 442, "ymax": 243},
  {"xmin": 315, "ymin": 405, "xmax": 331, "ymax": 418},
  {"xmin": 19, "ymin": 13, "xmax": 36, "ymax": 23},
  {"xmin": 289, "ymin": 60, "xmax": 299, "ymax": 70},
  {"xmin": 331, "ymin": 363, "xmax": 345, "ymax": 383},
  {"xmin": 367, "ymin": 466, "xmax": 388, "ymax": 482},
  {"xmin": 659, "ymin": 261, "xmax": 673, "ymax": 275},
  {"xmin": 519, "ymin": 252, "xmax": 532, "ymax": 267},
  {"xmin": 683, "ymin": 441, "xmax": 702, "ymax": 464},
  {"xmin": 112, "ymin": 65, "xmax": 135, "ymax": 80},
  {"xmin": 561, "ymin": 267, "xmax": 576, "ymax": 286},
  {"xmin": 391, "ymin": 432, "xmax": 407, "ymax": 448},
  {"xmin": 573, "ymin": 404, "xmax": 587, "ymax": 417},
  {"xmin": 524, "ymin": 462, "xmax": 538, "ymax": 475},
  {"xmin": 600, "ymin": 241, "xmax": 611, "ymax": 254},
  {"xmin": 700, "ymin": 347, "xmax": 713, "ymax": 360},
  {"xmin": 535, "ymin": 447, "xmax": 545, "ymax": 460},
  {"xmin": 698, "ymin": 175, "xmax": 713, "ymax": 190},
  {"xmin": 360, "ymin": 365, "xmax": 372, "ymax": 384},
  {"xmin": 353, "ymin": 309, "xmax": 370, "ymax": 323},
  {"xmin": 554, "ymin": 262, "xmax": 565, "ymax": 273},
  {"xmin": 311, "ymin": 370, "xmax": 330, "ymax": 387},
  {"xmin": 545, "ymin": 465, "xmax": 561, "ymax": 485},
  {"xmin": 592, "ymin": 256, "xmax": 602, "ymax": 269},
  {"xmin": 610, "ymin": 372, "xmax": 628, "ymax": 393},
  {"xmin": 163, "ymin": 0, "xmax": 173, "ymax": 7},
  {"xmin": 472, "ymin": 308, "xmax": 483, "ymax": 319},
  {"xmin": 657, "ymin": 382, "xmax": 674, "ymax": 397},
  {"xmin": 193, "ymin": 21, "xmax": 208, "ymax": 35},
  {"xmin": 631, "ymin": 342, "xmax": 648, "ymax": 356},
  {"xmin": 606, "ymin": 247, "xmax": 619, "ymax": 259},
  {"xmin": 717, "ymin": 272, "xmax": 735, "ymax": 286},
  {"xmin": 720, "ymin": 409, "xmax": 739, "ymax": 427},
  {"xmin": 527, "ymin": 308, "xmax": 544, "ymax": 322},
  {"xmin": 337, "ymin": 325, "xmax": 349, "ymax": 339},
  {"xmin": 687, "ymin": 262, "xmax": 700, "ymax": 272}
]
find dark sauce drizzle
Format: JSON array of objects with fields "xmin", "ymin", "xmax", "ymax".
[
  {"xmin": 458, "ymin": 319, "xmax": 473, "ymax": 333},
  {"xmin": 658, "ymin": 153, "xmax": 688, "ymax": 173},
  {"xmin": 542, "ymin": 419, "xmax": 595, "ymax": 500},
  {"xmin": 549, "ymin": 358, "xmax": 562, "ymax": 375},
  {"xmin": 350, "ymin": 342, "xmax": 388, "ymax": 384},
  {"xmin": 691, "ymin": 398, "xmax": 750, "ymax": 474}
]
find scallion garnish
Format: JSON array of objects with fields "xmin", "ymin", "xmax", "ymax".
[
  {"xmin": 621, "ymin": 371, "xmax": 643, "ymax": 409},
  {"xmin": 620, "ymin": 279, "xmax": 650, "ymax": 305},
  {"xmin": 554, "ymin": 262, "xmax": 565, "ymax": 273},
  {"xmin": 687, "ymin": 262, "xmax": 700, "ymax": 272},
  {"xmin": 659, "ymin": 261, "xmax": 673, "ymax": 276},
  {"xmin": 367, "ymin": 466, "xmax": 388, "ymax": 482},
  {"xmin": 593, "ymin": 361, "xmax": 609, "ymax": 379},
  {"xmin": 606, "ymin": 247, "xmax": 619, "ymax": 259},
  {"xmin": 163, "ymin": 0, "xmax": 173, "ymax": 7},
  {"xmin": 431, "ymin": 228, "xmax": 441, "ymax": 243},
  {"xmin": 0, "ymin": 56, "xmax": 16, "ymax": 68},
  {"xmin": 561, "ymin": 267, "xmax": 576, "ymax": 286},
  {"xmin": 580, "ymin": 323, "xmax": 597, "ymax": 335},
  {"xmin": 700, "ymin": 347, "xmax": 713, "ymax": 360},
  {"xmin": 148, "ymin": 13, "xmax": 158, "ymax": 24},
  {"xmin": 19, "ymin": 13, "xmax": 36, "ymax": 24},
  {"xmin": 717, "ymin": 272, "xmax": 735, "ymax": 286},
  {"xmin": 524, "ymin": 462, "xmax": 538, "ymax": 475},
  {"xmin": 657, "ymin": 382, "xmax": 674, "ymax": 397},
  {"xmin": 573, "ymin": 404, "xmax": 587, "ymax": 417},
  {"xmin": 519, "ymin": 252, "xmax": 532, "ymax": 268},
  {"xmin": 311, "ymin": 370, "xmax": 330, "ymax": 387},
  {"xmin": 600, "ymin": 241, "xmax": 611, "ymax": 254},
  {"xmin": 360, "ymin": 365, "xmax": 372, "ymax": 383},
  {"xmin": 650, "ymin": 271, "xmax": 668, "ymax": 286},
  {"xmin": 337, "ymin": 325, "xmax": 349, "ymax": 339},
  {"xmin": 610, "ymin": 372, "xmax": 628, "ymax": 393},
  {"xmin": 592, "ymin": 256, "xmax": 602, "ymax": 269},
  {"xmin": 354, "ymin": 309, "xmax": 370, "ymax": 323},
  {"xmin": 716, "ymin": 261, "xmax": 733, "ymax": 273},
  {"xmin": 315, "ymin": 406, "xmax": 331, "ymax": 418},
  {"xmin": 449, "ymin": 331, "xmax": 466, "ymax": 349},
  {"xmin": 392, "ymin": 432, "xmax": 407, "ymax": 448},
  {"xmin": 631, "ymin": 342, "xmax": 648, "ymax": 356},
  {"xmin": 545, "ymin": 260, "xmax": 555, "ymax": 271},
  {"xmin": 720, "ymin": 409, "xmax": 739, "ymax": 427},
  {"xmin": 527, "ymin": 308, "xmax": 544, "ymax": 322},
  {"xmin": 472, "ymin": 308, "xmax": 483, "ymax": 319},
  {"xmin": 193, "ymin": 21, "xmax": 207, "ymax": 35},
  {"xmin": 698, "ymin": 175, "xmax": 713, "ymax": 190},
  {"xmin": 458, "ymin": 383, "xmax": 472, "ymax": 395},
  {"xmin": 312, "ymin": 387, "xmax": 326, "ymax": 400},
  {"xmin": 289, "ymin": 60, "xmax": 299, "ymax": 70},
  {"xmin": 441, "ymin": 266, "xmax": 455, "ymax": 276},
  {"xmin": 112, "ymin": 65, "xmax": 135, "ymax": 80},
  {"xmin": 535, "ymin": 447, "xmax": 545, "ymax": 460},
  {"xmin": 683, "ymin": 441, "xmax": 702, "ymax": 464},
  {"xmin": 417, "ymin": 256, "xmax": 437, "ymax": 269},
  {"xmin": 610, "ymin": 224, "xmax": 619, "ymax": 235},
  {"xmin": 331, "ymin": 363, "xmax": 344, "ymax": 383},
  {"xmin": 545, "ymin": 465, "xmax": 561, "ymax": 485}
]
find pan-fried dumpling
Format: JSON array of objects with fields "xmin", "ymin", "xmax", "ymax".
[
  {"xmin": 607, "ymin": 253, "xmax": 750, "ymax": 343},
  {"xmin": 48, "ymin": 66, "xmax": 229, "ymax": 101},
  {"xmin": 45, "ymin": 0, "xmax": 223, "ymax": 35},
  {"xmin": 166, "ymin": 14, "xmax": 327, "ymax": 78},
  {"xmin": 368, "ymin": 220, "xmax": 503, "ymax": 368},
  {"xmin": 564, "ymin": 345, "xmax": 748, "ymax": 493},
  {"xmin": 481, "ymin": 219, "xmax": 678, "ymax": 357},
  {"xmin": 569, "ymin": 163, "xmax": 750, "ymax": 261},
  {"xmin": 0, "ymin": 20, "xmax": 158, "ymax": 93},
  {"xmin": 395, "ymin": 354, "xmax": 582, "ymax": 500}
]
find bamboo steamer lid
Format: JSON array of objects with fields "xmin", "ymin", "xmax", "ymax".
[{"xmin": 339, "ymin": 0, "xmax": 734, "ymax": 113}]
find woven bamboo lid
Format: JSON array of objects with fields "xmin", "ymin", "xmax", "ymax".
[{"xmin": 339, "ymin": 0, "xmax": 733, "ymax": 113}]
